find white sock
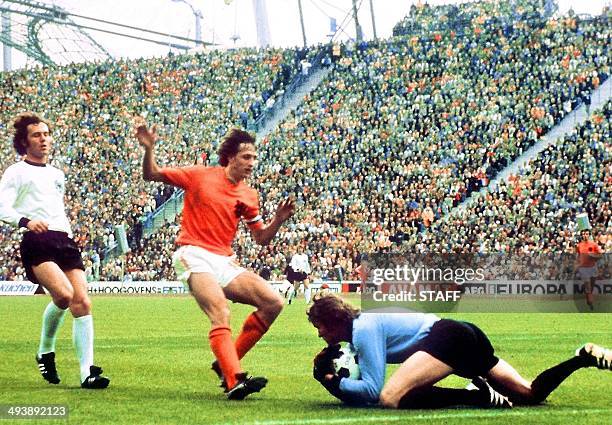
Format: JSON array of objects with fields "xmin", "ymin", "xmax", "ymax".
[
  {"xmin": 289, "ymin": 286, "xmax": 295, "ymax": 299},
  {"xmin": 73, "ymin": 315, "xmax": 94, "ymax": 382},
  {"xmin": 38, "ymin": 302, "xmax": 67, "ymax": 355},
  {"xmin": 304, "ymin": 287, "xmax": 312, "ymax": 304}
]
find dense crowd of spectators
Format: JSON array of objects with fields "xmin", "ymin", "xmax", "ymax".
[
  {"xmin": 243, "ymin": 7, "xmax": 609, "ymax": 279},
  {"xmin": 393, "ymin": 0, "xmax": 551, "ymax": 38},
  {"xmin": 429, "ymin": 98, "xmax": 611, "ymax": 255},
  {"xmin": 0, "ymin": 1, "xmax": 609, "ymax": 282}
]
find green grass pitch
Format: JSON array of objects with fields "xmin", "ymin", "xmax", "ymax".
[{"xmin": 1, "ymin": 294, "xmax": 610, "ymax": 424}]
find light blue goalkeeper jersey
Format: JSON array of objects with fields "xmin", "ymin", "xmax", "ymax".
[{"xmin": 339, "ymin": 313, "xmax": 439, "ymax": 404}]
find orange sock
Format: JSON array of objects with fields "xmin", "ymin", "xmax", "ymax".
[
  {"xmin": 209, "ymin": 325, "xmax": 241, "ymax": 389},
  {"xmin": 235, "ymin": 312, "xmax": 269, "ymax": 360}
]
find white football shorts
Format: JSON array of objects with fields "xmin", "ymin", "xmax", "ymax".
[
  {"xmin": 577, "ymin": 266, "xmax": 597, "ymax": 281},
  {"xmin": 172, "ymin": 245, "xmax": 246, "ymax": 289}
]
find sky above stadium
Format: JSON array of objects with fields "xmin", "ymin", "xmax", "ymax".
[{"xmin": 7, "ymin": 0, "xmax": 610, "ymax": 68}]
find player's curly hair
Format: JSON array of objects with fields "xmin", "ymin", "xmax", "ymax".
[
  {"xmin": 12, "ymin": 112, "xmax": 51, "ymax": 155},
  {"xmin": 217, "ymin": 128, "xmax": 256, "ymax": 166},
  {"xmin": 307, "ymin": 292, "xmax": 360, "ymax": 329}
]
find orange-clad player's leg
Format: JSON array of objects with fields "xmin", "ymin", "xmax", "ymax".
[
  {"xmin": 189, "ymin": 272, "xmax": 242, "ymax": 389},
  {"xmin": 224, "ymin": 271, "xmax": 283, "ymax": 359}
]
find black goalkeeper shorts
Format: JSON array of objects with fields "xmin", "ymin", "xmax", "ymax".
[{"xmin": 409, "ymin": 319, "xmax": 499, "ymax": 378}]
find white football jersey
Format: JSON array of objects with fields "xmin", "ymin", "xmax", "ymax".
[
  {"xmin": 0, "ymin": 160, "xmax": 72, "ymax": 236},
  {"xmin": 290, "ymin": 253, "xmax": 311, "ymax": 274}
]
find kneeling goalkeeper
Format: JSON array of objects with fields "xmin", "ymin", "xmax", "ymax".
[{"xmin": 308, "ymin": 292, "xmax": 611, "ymax": 409}]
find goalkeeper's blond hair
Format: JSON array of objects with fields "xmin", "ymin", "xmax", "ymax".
[{"xmin": 307, "ymin": 291, "xmax": 360, "ymax": 329}]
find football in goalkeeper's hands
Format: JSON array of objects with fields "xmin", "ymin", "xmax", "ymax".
[{"xmin": 332, "ymin": 343, "xmax": 360, "ymax": 379}]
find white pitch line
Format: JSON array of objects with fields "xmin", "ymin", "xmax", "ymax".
[{"xmin": 217, "ymin": 408, "xmax": 612, "ymax": 425}]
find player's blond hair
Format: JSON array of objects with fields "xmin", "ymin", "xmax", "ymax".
[{"xmin": 307, "ymin": 291, "xmax": 360, "ymax": 329}]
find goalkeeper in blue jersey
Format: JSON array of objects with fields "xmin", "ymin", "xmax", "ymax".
[{"xmin": 308, "ymin": 292, "xmax": 611, "ymax": 409}]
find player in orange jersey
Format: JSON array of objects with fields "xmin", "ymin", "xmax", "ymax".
[
  {"xmin": 136, "ymin": 121, "xmax": 294, "ymax": 400},
  {"xmin": 576, "ymin": 229, "xmax": 603, "ymax": 311}
]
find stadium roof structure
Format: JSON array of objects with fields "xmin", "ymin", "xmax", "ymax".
[
  {"xmin": 0, "ymin": 0, "xmax": 111, "ymax": 66},
  {"xmin": 0, "ymin": 0, "xmax": 210, "ymax": 68}
]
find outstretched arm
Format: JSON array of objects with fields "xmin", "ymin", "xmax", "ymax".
[
  {"xmin": 250, "ymin": 198, "xmax": 295, "ymax": 246},
  {"xmin": 135, "ymin": 119, "xmax": 166, "ymax": 183}
]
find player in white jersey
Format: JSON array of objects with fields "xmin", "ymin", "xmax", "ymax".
[
  {"xmin": 0, "ymin": 112, "xmax": 109, "ymax": 389},
  {"xmin": 286, "ymin": 248, "xmax": 312, "ymax": 304}
]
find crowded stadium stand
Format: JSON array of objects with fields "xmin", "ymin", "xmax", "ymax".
[
  {"xmin": 431, "ymin": 98, "xmax": 611, "ymax": 254},
  {"xmin": 0, "ymin": 0, "xmax": 609, "ymax": 282}
]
